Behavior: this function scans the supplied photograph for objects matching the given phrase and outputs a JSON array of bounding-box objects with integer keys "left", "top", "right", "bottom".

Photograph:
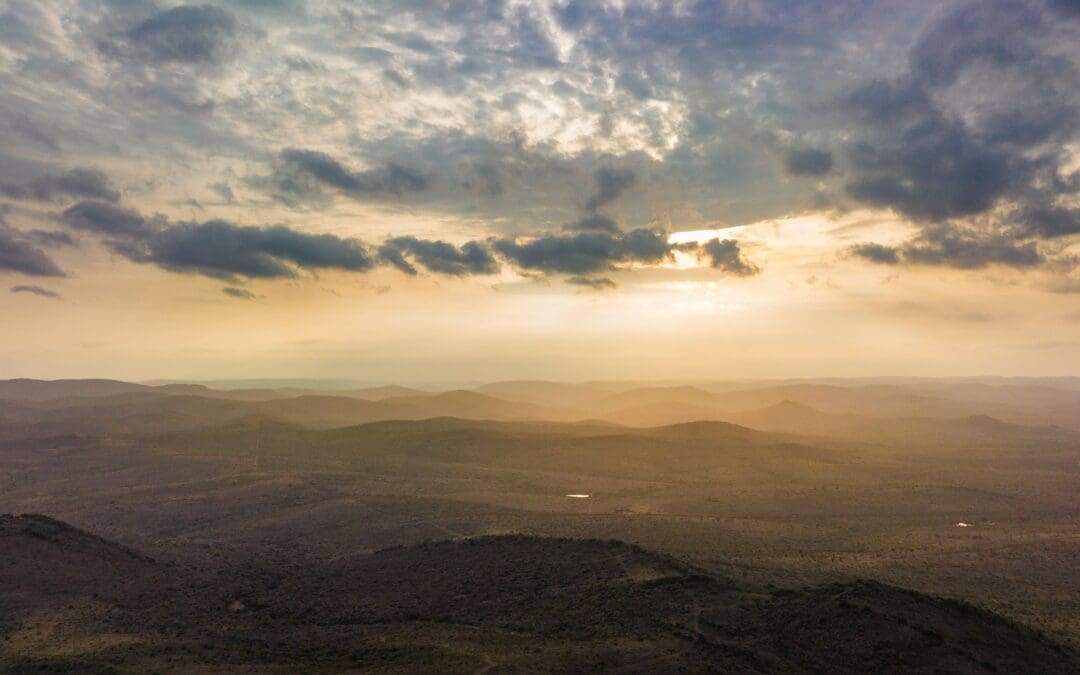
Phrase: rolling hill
[
  {"left": 732, "top": 400, "right": 1080, "bottom": 452},
  {"left": 1, "top": 518, "right": 1074, "bottom": 673}
]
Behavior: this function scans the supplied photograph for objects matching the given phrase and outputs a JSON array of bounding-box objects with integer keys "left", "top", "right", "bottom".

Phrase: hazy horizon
[{"left": 9, "top": 373, "right": 1080, "bottom": 392}]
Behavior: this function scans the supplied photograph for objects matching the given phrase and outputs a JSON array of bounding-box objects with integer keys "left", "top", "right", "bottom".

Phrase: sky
[{"left": 0, "top": 0, "right": 1078, "bottom": 383}]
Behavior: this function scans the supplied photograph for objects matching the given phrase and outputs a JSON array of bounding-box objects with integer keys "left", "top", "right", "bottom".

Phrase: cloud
[
  {"left": 840, "top": 1, "right": 1079, "bottom": 233},
  {"left": 700, "top": 238, "right": 759, "bottom": 276},
  {"left": 1049, "top": 0, "right": 1080, "bottom": 16},
  {"left": 1016, "top": 207, "right": 1080, "bottom": 239},
  {"left": 26, "top": 230, "right": 77, "bottom": 248},
  {"left": 5, "top": 0, "right": 1075, "bottom": 301},
  {"left": 0, "top": 0, "right": 887, "bottom": 241},
  {"left": 847, "top": 242, "right": 900, "bottom": 265},
  {"left": 850, "top": 225, "right": 1044, "bottom": 270},
  {"left": 56, "top": 200, "right": 696, "bottom": 283},
  {"left": 209, "top": 181, "right": 236, "bottom": 202},
  {"left": 10, "top": 284, "right": 61, "bottom": 298},
  {"left": 493, "top": 228, "right": 672, "bottom": 276},
  {"left": 844, "top": 79, "right": 932, "bottom": 127},
  {"left": 901, "top": 224, "right": 1043, "bottom": 269},
  {"left": 462, "top": 161, "right": 502, "bottom": 197},
  {"left": 0, "top": 168, "right": 120, "bottom": 203},
  {"left": 7, "top": 113, "right": 59, "bottom": 153},
  {"left": 117, "top": 220, "right": 377, "bottom": 280},
  {"left": 0, "top": 225, "right": 66, "bottom": 277},
  {"left": 61, "top": 202, "right": 152, "bottom": 238},
  {"left": 284, "top": 54, "right": 324, "bottom": 72},
  {"left": 59, "top": 201, "right": 378, "bottom": 280},
  {"left": 566, "top": 276, "right": 616, "bottom": 290},
  {"left": 119, "top": 4, "right": 241, "bottom": 64},
  {"left": 378, "top": 237, "right": 498, "bottom": 276},
  {"left": 221, "top": 286, "right": 256, "bottom": 300},
  {"left": 784, "top": 148, "right": 833, "bottom": 176},
  {"left": 268, "top": 149, "right": 429, "bottom": 205},
  {"left": 505, "top": 8, "right": 562, "bottom": 69},
  {"left": 564, "top": 214, "right": 621, "bottom": 233},
  {"left": 585, "top": 167, "right": 635, "bottom": 211},
  {"left": 909, "top": 1, "right": 1046, "bottom": 89},
  {"left": 844, "top": 114, "right": 1020, "bottom": 221}
]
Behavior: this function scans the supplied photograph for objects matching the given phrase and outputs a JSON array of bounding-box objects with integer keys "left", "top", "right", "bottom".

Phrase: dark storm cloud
[
  {"left": 56, "top": 200, "right": 683, "bottom": 283},
  {"left": 221, "top": 286, "right": 256, "bottom": 300},
  {"left": 379, "top": 236, "right": 498, "bottom": 276},
  {"left": 901, "top": 225, "right": 1043, "bottom": 269},
  {"left": 566, "top": 276, "right": 616, "bottom": 290},
  {"left": 841, "top": 1, "right": 1079, "bottom": 230},
  {"left": 268, "top": 149, "right": 430, "bottom": 205},
  {"left": 120, "top": 4, "right": 240, "bottom": 64},
  {"left": 1049, "top": 0, "right": 1080, "bottom": 15},
  {"left": 61, "top": 202, "right": 152, "bottom": 238},
  {"left": 844, "top": 111, "right": 1021, "bottom": 222},
  {"left": 830, "top": 1, "right": 1080, "bottom": 275},
  {"left": 492, "top": 228, "right": 671, "bottom": 275},
  {"left": 120, "top": 221, "right": 377, "bottom": 280},
  {"left": 58, "top": 201, "right": 377, "bottom": 280},
  {"left": 909, "top": 1, "right": 1045, "bottom": 89},
  {"left": 784, "top": 148, "right": 833, "bottom": 176},
  {"left": 619, "top": 228, "right": 675, "bottom": 261},
  {"left": 209, "top": 181, "right": 236, "bottom": 202},
  {"left": 981, "top": 100, "right": 1078, "bottom": 148},
  {"left": 700, "top": 239, "right": 759, "bottom": 277},
  {"left": 0, "top": 168, "right": 120, "bottom": 203},
  {"left": 462, "top": 161, "right": 502, "bottom": 197},
  {"left": 847, "top": 242, "right": 900, "bottom": 265},
  {"left": 585, "top": 167, "right": 635, "bottom": 211},
  {"left": 851, "top": 225, "right": 1043, "bottom": 270},
  {"left": 0, "top": 225, "right": 65, "bottom": 277},
  {"left": 844, "top": 79, "right": 934, "bottom": 127},
  {"left": 26, "top": 230, "right": 76, "bottom": 248},
  {"left": 565, "top": 214, "right": 621, "bottom": 233},
  {"left": 10, "top": 284, "right": 61, "bottom": 299},
  {"left": 1016, "top": 207, "right": 1080, "bottom": 239}
]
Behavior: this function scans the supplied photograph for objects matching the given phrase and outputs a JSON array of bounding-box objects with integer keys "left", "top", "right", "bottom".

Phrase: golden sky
[{"left": 1, "top": 1, "right": 1078, "bottom": 381}]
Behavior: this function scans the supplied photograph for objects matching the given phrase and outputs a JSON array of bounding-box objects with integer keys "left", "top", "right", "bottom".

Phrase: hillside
[
  {"left": 0, "top": 514, "right": 159, "bottom": 613},
  {"left": 0, "top": 378, "right": 153, "bottom": 401},
  {"left": 144, "top": 415, "right": 855, "bottom": 484},
  {"left": 1, "top": 520, "right": 1074, "bottom": 673},
  {"left": 474, "top": 380, "right": 611, "bottom": 408},
  {"left": 732, "top": 401, "right": 1080, "bottom": 452},
  {"left": 0, "top": 389, "right": 576, "bottom": 439}
]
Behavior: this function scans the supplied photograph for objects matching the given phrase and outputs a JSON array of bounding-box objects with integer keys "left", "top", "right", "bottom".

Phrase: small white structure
[
  {"left": 955, "top": 522, "right": 972, "bottom": 528},
  {"left": 566, "top": 493, "right": 593, "bottom": 514}
]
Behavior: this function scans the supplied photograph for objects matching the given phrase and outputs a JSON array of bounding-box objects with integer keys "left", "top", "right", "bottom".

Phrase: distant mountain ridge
[{"left": 1, "top": 377, "right": 1077, "bottom": 436}]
